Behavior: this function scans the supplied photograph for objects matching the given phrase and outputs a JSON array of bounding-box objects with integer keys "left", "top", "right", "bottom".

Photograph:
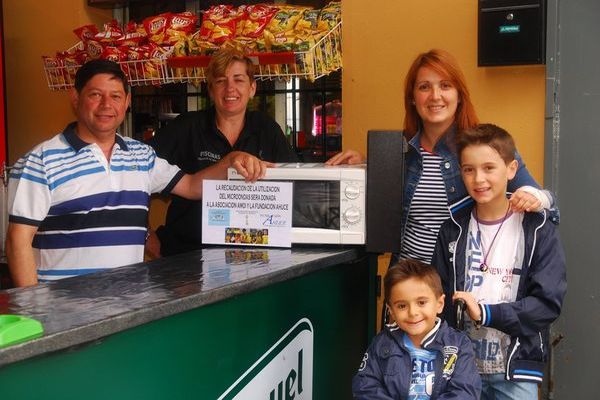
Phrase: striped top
[
  {"left": 8, "top": 123, "right": 184, "bottom": 281},
  {"left": 400, "top": 148, "right": 449, "bottom": 263}
]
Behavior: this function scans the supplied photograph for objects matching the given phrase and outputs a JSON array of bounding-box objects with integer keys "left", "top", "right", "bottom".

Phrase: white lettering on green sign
[{"left": 219, "top": 318, "right": 314, "bottom": 400}]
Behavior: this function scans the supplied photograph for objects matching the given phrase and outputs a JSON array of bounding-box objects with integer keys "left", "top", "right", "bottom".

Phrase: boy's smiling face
[
  {"left": 388, "top": 277, "right": 445, "bottom": 347},
  {"left": 460, "top": 144, "right": 518, "bottom": 208}
]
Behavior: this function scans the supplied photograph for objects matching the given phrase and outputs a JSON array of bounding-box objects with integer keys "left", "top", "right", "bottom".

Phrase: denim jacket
[{"left": 395, "top": 126, "right": 558, "bottom": 264}]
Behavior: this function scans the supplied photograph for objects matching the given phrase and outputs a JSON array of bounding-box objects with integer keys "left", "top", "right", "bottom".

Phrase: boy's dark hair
[
  {"left": 457, "top": 123, "right": 516, "bottom": 164},
  {"left": 74, "top": 59, "right": 129, "bottom": 94},
  {"left": 384, "top": 259, "right": 443, "bottom": 303}
]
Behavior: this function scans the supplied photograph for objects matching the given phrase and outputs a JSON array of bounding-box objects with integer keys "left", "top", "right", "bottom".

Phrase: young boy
[
  {"left": 432, "top": 124, "right": 567, "bottom": 399},
  {"left": 352, "top": 259, "right": 481, "bottom": 399}
]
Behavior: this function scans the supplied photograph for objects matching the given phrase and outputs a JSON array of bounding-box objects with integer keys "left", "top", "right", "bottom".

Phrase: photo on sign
[{"left": 225, "top": 227, "right": 269, "bottom": 245}]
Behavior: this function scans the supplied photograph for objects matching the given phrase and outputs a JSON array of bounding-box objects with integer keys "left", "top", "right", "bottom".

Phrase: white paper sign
[{"left": 202, "top": 180, "right": 293, "bottom": 248}]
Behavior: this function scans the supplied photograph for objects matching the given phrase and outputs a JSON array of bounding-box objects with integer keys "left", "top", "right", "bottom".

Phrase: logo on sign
[
  {"left": 218, "top": 318, "right": 314, "bottom": 400},
  {"left": 208, "top": 209, "right": 230, "bottom": 226}
]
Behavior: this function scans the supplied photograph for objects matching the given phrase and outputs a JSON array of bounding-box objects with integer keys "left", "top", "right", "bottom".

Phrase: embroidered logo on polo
[
  {"left": 197, "top": 151, "right": 221, "bottom": 162},
  {"left": 442, "top": 346, "right": 459, "bottom": 379}
]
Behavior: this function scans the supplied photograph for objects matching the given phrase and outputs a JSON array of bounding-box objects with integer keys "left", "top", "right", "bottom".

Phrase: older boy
[
  {"left": 353, "top": 259, "right": 481, "bottom": 399},
  {"left": 432, "top": 124, "right": 566, "bottom": 399}
]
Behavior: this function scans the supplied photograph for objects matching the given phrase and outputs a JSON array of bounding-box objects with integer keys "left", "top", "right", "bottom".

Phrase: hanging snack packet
[
  {"left": 117, "top": 21, "right": 148, "bottom": 47},
  {"left": 73, "top": 24, "right": 99, "bottom": 42},
  {"left": 266, "top": 5, "right": 307, "bottom": 35},
  {"left": 85, "top": 40, "right": 105, "bottom": 60},
  {"left": 199, "top": 5, "right": 241, "bottom": 44},
  {"left": 144, "top": 13, "right": 171, "bottom": 45},
  {"left": 294, "top": 9, "right": 320, "bottom": 34},
  {"left": 165, "top": 12, "right": 198, "bottom": 45},
  {"left": 240, "top": 4, "right": 278, "bottom": 38},
  {"left": 94, "top": 20, "right": 124, "bottom": 45},
  {"left": 317, "top": 1, "right": 341, "bottom": 32}
]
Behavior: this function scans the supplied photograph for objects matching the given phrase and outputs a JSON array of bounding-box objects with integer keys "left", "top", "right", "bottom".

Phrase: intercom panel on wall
[{"left": 478, "top": 0, "right": 546, "bottom": 66}]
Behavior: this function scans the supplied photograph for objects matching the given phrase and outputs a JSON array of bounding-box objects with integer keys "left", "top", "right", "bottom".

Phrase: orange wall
[
  {"left": 342, "top": 0, "right": 546, "bottom": 182},
  {"left": 3, "top": 1, "right": 110, "bottom": 163}
]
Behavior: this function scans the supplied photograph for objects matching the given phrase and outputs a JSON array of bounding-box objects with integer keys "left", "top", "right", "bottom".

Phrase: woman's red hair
[{"left": 403, "top": 49, "right": 479, "bottom": 139}]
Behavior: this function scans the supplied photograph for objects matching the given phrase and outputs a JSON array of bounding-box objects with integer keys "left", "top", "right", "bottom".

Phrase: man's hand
[
  {"left": 172, "top": 151, "right": 275, "bottom": 200},
  {"left": 225, "top": 151, "right": 274, "bottom": 182}
]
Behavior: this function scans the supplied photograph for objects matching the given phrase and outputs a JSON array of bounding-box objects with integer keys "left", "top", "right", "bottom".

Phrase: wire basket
[
  {"left": 166, "top": 21, "right": 342, "bottom": 82},
  {"left": 43, "top": 48, "right": 171, "bottom": 90},
  {"left": 43, "top": 21, "right": 342, "bottom": 89}
]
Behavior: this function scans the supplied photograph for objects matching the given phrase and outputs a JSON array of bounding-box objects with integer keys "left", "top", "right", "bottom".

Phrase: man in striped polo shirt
[{"left": 6, "top": 60, "right": 270, "bottom": 287}]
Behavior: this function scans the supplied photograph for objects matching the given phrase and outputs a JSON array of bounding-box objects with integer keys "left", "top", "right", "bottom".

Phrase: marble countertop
[{"left": 0, "top": 246, "right": 360, "bottom": 367}]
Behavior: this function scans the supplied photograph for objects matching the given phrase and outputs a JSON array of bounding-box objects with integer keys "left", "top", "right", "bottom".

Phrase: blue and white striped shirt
[
  {"left": 8, "top": 122, "right": 184, "bottom": 281},
  {"left": 400, "top": 148, "right": 449, "bottom": 263}
]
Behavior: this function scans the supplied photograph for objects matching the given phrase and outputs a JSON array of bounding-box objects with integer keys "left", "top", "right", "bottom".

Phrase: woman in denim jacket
[{"left": 328, "top": 49, "right": 556, "bottom": 263}]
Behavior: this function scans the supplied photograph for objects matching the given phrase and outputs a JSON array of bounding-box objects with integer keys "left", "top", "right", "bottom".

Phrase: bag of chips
[
  {"left": 144, "top": 13, "right": 171, "bottom": 45},
  {"left": 199, "top": 5, "right": 240, "bottom": 44},
  {"left": 165, "top": 12, "right": 198, "bottom": 45}
]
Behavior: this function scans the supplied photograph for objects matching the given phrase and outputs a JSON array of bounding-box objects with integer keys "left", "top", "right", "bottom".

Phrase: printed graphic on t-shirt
[
  {"left": 404, "top": 334, "right": 436, "bottom": 400},
  {"left": 464, "top": 212, "right": 524, "bottom": 374}
]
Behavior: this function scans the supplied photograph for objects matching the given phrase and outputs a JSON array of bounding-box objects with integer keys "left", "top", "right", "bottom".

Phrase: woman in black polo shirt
[{"left": 147, "top": 48, "right": 297, "bottom": 257}]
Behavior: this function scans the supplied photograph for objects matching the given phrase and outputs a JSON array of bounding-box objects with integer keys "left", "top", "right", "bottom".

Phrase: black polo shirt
[{"left": 148, "top": 107, "right": 298, "bottom": 256}]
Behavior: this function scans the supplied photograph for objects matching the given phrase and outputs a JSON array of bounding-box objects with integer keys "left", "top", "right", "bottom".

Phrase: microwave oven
[{"left": 228, "top": 163, "right": 366, "bottom": 245}]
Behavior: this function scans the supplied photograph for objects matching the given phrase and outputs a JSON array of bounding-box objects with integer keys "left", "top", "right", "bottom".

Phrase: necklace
[{"left": 475, "top": 204, "right": 511, "bottom": 272}]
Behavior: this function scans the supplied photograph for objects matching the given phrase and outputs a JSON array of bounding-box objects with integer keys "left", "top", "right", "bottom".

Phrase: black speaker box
[{"left": 366, "top": 130, "right": 407, "bottom": 253}]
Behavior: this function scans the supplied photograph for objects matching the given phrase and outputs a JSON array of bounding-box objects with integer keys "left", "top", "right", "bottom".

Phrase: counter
[{"left": 0, "top": 247, "right": 376, "bottom": 399}]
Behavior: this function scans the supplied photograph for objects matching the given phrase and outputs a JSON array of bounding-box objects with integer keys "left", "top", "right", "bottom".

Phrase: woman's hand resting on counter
[{"left": 325, "top": 149, "right": 366, "bottom": 166}]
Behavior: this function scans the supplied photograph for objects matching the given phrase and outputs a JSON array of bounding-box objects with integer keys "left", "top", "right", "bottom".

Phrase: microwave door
[{"left": 292, "top": 181, "right": 340, "bottom": 230}]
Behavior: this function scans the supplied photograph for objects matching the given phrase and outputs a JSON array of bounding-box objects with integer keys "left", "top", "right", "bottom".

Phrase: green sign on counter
[{"left": 0, "top": 257, "right": 375, "bottom": 399}]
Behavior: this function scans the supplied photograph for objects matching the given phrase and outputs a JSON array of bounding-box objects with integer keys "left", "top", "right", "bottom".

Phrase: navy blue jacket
[
  {"left": 352, "top": 319, "right": 481, "bottom": 399},
  {"left": 431, "top": 197, "right": 567, "bottom": 383}
]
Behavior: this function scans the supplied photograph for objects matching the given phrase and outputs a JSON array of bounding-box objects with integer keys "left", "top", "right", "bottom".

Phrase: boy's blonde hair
[
  {"left": 384, "top": 259, "right": 443, "bottom": 303},
  {"left": 457, "top": 123, "right": 516, "bottom": 164}
]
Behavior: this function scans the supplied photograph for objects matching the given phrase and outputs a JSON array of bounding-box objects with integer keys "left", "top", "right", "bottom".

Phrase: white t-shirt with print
[{"left": 464, "top": 211, "right": 525, "bottom": 374}]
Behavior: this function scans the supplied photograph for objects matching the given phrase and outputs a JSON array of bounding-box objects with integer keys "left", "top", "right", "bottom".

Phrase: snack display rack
[{"left": 43, "top": 21, "right": 341, "bottom": 90}]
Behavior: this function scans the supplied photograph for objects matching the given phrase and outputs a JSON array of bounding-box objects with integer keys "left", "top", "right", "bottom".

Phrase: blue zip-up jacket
[
  {"left": 431, "top": 197, "right": 567, "bottom": 383},
  {"left": 352, "top": 319, "right": 481, "bottom": 399},
  {"left": 391, "top": 127, "right": 558, "bottom": 265}
]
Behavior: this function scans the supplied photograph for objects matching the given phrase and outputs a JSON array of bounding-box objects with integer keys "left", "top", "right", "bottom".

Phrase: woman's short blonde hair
[{"left": 206, "top": 48, "right": 255, "bottom": 87}]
